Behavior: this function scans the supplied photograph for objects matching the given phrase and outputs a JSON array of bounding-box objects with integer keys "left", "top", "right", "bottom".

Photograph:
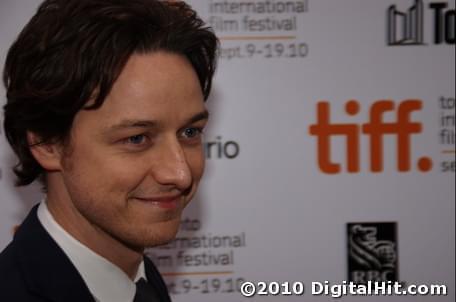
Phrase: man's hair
[{"left": 3, "top": 0, "right": 218, "bottom": 187}]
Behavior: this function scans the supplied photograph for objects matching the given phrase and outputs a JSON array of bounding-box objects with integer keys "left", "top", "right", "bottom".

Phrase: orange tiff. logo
[{"left": 309, "top": 99, "right": 432, "bottom": 174}]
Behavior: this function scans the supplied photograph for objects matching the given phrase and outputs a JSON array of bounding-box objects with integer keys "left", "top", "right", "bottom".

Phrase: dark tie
[{"left": 134, "top": 278, "right": 160, "bottom": 302}]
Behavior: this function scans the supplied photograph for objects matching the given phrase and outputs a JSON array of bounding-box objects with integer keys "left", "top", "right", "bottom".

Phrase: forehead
[
  {"left": 75, "top": 52, "right": 205, "bottom": 130},
  {"left": 109, "top": 52, "right": 202, "bottom": 107}
]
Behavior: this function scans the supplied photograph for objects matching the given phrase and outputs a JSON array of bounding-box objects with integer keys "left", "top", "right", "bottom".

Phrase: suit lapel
[
  {"left": 13, "top": 205, "right": 95, "bottom": 302},
  {"left": 144, "top": 256, "right": 171, "bottom": 302}
]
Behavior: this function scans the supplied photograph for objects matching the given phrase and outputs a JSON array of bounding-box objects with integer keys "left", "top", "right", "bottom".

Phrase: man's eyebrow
[
  {"left": 105, "top": 120, "right": 159, "bottom": 132},
  {"left": 186, "top": 110, "right": 209, "bottom": 125},
  {"left": 104, "top": 110, "right": 209, "bottom": 133}
]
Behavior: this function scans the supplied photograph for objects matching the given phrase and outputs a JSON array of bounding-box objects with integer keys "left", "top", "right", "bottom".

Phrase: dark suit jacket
[{"left": 0, "top": 205, "right": 171, "bottom": 302}]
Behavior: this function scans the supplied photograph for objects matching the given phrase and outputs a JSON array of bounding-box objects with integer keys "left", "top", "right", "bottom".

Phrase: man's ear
[{"left": 26, "top": 131, "right": 63, "bottom": 171}]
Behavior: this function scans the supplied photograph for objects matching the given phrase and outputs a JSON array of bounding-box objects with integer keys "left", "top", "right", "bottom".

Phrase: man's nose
[{"left": 151, "top": 138, "right": 192, "bottom": 190}]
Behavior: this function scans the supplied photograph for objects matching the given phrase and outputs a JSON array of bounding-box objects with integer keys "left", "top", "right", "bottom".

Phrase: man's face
[{"left": 57, "top": 52, "right": 207, "bottom": 249}]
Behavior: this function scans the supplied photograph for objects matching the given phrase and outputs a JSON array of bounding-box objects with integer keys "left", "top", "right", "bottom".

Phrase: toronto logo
[
  {"left": 387, "top": 0, "right": 455, "bottom": 46},
  {"left": 347, "top": 222, "right": 398, "bottom": 284},
  {"left": 388, "top": 0, "right": 424, "bottom": 45}
]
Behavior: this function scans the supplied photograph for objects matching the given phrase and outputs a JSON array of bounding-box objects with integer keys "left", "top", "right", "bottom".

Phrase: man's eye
[
  {"left": 182, "top": 127, "right": 203, "bottom": 139},
  {"left": 126, "top": 134, "right": 147, "bottom": 145}
]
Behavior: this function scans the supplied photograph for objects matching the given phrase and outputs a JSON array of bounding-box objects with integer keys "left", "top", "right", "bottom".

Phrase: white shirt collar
[{"left": 37, "top": 201, "right": 146, "bottom": 302}]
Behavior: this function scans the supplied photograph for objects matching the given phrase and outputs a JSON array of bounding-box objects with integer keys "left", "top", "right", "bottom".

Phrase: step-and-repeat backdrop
[{"left": 1, "top": 0, "right": 454, "bottom": 301}]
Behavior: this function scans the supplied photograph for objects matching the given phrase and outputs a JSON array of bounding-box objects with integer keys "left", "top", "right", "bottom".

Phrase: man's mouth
[{"left": 133, "top": 195, "right": 182, "bottom": 209}]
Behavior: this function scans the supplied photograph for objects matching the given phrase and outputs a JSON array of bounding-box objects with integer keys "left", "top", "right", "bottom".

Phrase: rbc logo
[{"left": 309, "top": 99, "right": 432, "bottom": 174}]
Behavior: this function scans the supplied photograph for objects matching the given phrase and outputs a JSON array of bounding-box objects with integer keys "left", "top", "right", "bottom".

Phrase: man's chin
[{"left": 139, "top": 223, "right": 180, "bottom": 248}]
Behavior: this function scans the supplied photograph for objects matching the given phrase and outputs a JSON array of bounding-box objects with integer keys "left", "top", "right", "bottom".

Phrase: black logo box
[{"left": 347, "top": 222, "right": 398, "bottom": 283}]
